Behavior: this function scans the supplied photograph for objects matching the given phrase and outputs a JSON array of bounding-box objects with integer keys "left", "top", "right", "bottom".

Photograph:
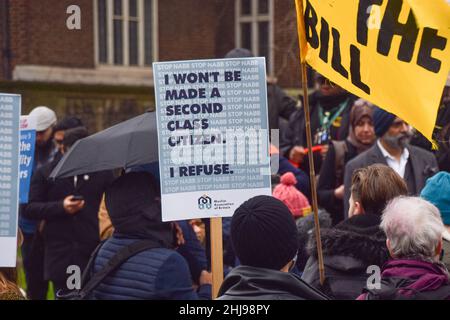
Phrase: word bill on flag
[{"left": 295, "top": 0, "right": 450, "bottom": 142}]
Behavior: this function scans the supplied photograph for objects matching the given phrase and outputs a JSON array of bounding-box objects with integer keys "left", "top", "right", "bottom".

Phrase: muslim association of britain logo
[{"left": 198, "top": 195, "right": 212, "bottom": 210}]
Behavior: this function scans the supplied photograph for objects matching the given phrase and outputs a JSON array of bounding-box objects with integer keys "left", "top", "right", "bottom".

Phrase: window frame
[
  {"left": 235, "top": 0, "right": 274, "bottom": 75},
  {"left": 94, "top": 0, "right": 159, "bottom": 68}
]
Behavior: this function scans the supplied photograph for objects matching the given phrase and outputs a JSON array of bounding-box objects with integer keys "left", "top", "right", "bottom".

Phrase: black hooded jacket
[
  {"left": 217, "top": 266, "right": 329, "bottom": 300},
  {"left": 91, "top": 172, "right": 211, "bottom": 300},
  {"left": 105, "top": 171, "right": 173, "bottom": 246},
  {"left": 301, "top": 214, "right": 389, "bottom": 300}
]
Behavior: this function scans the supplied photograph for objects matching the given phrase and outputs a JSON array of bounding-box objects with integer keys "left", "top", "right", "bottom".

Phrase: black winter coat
[
  {"left": 23, "top": 157, "right": 114, "bottom": 282},
  {"left": 217, "top": 266, "right": 329, "bottom": 300},
  {"left": 301, "top": 214, "right": 389, "bottom": 300}
]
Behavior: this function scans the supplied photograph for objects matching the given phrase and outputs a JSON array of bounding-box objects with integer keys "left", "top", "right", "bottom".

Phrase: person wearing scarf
[
  {"left": 281, "top": 74, "right": 355, "bottom": 174},
  {"left": 359, "top": 197, "right": 450, "bottom": 300},
  {"left": 317, "top": 99, "right": 376, "bottom": 225}
]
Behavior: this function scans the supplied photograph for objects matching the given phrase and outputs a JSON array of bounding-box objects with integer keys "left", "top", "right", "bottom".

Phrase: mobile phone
[{"left": 72, "top": 195, "right": 84, "bottom": 201}]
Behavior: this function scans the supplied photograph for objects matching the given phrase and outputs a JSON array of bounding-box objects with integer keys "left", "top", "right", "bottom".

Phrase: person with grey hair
[{"left": 359, "top": 196, "right": 450, "bottom": 300}]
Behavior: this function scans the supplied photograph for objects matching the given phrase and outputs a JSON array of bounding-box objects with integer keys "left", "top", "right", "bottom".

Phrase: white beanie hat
[{"left": 29, "top": 106, "right": 57, "bottom": 131}]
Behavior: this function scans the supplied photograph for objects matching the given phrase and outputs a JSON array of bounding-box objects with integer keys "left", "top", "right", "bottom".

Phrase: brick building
[{"left": 0, "top": 0, "right": 303, "bottom": 131}]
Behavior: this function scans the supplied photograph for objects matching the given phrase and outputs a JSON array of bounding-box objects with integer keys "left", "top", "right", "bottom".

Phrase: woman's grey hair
[{"left": 381, "top": 196, "right": 444, "bottom": 259}]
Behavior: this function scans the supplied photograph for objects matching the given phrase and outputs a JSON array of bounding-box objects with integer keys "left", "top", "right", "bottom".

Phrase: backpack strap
[
  {"left": 78, "top": 239, "right": 161, "bottom": 300},
  {"left": 80, "top": 240, "right": 107, "bottom": 287},
  {"left": 331, "top": 140, "right": 348, "bottom": 187}
]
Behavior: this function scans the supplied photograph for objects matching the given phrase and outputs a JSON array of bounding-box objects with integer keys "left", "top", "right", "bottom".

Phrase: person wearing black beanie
[
  {"left": 217, "top": 195, "right": 328, "bottom": 300},
  {"left": 230, "top": 195, "right": 299, "bottom": 270}
]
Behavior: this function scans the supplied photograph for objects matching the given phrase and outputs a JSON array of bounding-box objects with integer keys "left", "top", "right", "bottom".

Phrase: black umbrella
[{"left": 50, "top": 112, "right": 159, "bottom": 178}]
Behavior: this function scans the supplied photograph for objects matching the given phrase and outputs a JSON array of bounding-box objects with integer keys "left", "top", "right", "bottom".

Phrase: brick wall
[
  {"left": 9, "top": 0, "right": 95, "bottom": 70},
  {"left": 5, "top": 0, "right": 302, "bottom": 88},
  {"left": 1, "top": 0, "right": 305, "bottom": 135},
  {"left": 210, "top": 0, "right": 304, "bottom": 89},
  {"left": 274, "top": 0, "right": 301, "bottom": 88},
  {"left": 158, "top": 0, "right": 218, "bottom": 61},
  {"left": 0, "top": 3, "right": 5, "bottom": 80},
  {"left": 214, "top": 0, "right": 236, "bottom": 59}
]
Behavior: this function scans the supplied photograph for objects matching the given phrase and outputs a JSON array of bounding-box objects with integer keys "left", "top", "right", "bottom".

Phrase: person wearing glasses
[
  {"left": 343, "top": 107, "right": 438, "bottom": 217},
  {"left": 216, "top": 196, "right": 328, "bottom": 300}
]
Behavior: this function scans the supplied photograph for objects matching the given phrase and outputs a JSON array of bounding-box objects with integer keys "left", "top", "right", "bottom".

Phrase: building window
[
  {"left": 236, "top": 0, "right": 273, "bottom": 74},
  {"left": 95, "top": 0, "right": 157, "bottom": 67}
]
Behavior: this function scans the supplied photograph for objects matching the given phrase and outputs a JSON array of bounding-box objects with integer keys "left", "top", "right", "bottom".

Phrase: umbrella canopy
[{"left": 50, "top": 112, "right": 159, "bottom": 178}]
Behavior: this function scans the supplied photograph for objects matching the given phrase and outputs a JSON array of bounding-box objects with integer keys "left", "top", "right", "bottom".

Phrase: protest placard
[
  {"left": 295, "top": 0, "right": 450, "bottom": 142},
  {"left": 153, "top": 58, "right": 272, "bottom": 222},
  {"left": 0, "top": 94, "right": 21, "bottom": 267},
  {"left": 19, "top": 116, "right": 36, "bottom": 204}
]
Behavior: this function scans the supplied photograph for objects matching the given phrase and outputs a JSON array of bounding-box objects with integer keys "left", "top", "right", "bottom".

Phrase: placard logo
[{"left": 198, "top": 195, "right": 212, "bottom": 210}]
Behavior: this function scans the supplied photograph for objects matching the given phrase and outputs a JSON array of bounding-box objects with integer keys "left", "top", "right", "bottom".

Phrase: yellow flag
[{"left": 295, "top": 0, "right": 450, "bottom": 141}]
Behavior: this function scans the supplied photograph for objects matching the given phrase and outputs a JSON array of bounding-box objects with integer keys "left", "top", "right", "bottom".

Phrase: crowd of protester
[{"left": 1, "top": 47, "right": 450, "bottom": 300}]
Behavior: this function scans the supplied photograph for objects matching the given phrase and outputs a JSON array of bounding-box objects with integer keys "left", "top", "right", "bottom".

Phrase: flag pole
[
  {"left": 210, "top": 217, "right": 224, "bottom": 298},
  {"left": 295, "top": 0, "right": 325, "bottom": 286}
]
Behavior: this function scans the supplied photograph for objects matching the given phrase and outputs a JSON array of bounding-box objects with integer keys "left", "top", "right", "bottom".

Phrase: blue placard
[{"left": 19, "top": 116, "right": 36, "bottom": 204}]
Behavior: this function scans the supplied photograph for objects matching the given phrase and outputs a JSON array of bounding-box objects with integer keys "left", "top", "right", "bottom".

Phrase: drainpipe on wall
[{"left": 2, "top": 0, "right": 12, "bottom": 80}]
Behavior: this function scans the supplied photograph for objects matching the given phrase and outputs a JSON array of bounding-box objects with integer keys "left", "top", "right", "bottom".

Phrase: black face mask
[{"left": 317, "top": 91, "right": 349, "bottom": 110}]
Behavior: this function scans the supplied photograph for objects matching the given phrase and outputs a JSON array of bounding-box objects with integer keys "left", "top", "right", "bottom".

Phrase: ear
[
  {"left": 435, "top": 238, "right": 443, "bottom": 259},
  {"left": 386, "top": 238, "right": 395, "bottom": 258},
  {"left": 354, "top": 201, "right": 365, "bottom": 216}
]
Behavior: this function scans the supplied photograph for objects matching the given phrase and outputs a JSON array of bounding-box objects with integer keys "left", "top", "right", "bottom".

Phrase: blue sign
[
  {"left": 0, "top": 93, "right": 21, "bottom": 267},
  {"left": 19, "top": 116, "right": 36, "bottom": 204}
]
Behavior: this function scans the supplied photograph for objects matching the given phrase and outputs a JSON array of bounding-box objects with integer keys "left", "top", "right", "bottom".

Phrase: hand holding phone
[{"left": 63, "top": 195, "right": 85, "bottom": 215}]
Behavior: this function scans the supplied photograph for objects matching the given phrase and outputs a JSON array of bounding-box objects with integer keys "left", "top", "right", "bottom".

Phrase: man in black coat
[
  {"left": 23, "top": 127, "right": 114, "bottom": 294},
  {"left": 343, "top": 107, "right": 439, "bottom": 217}
]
